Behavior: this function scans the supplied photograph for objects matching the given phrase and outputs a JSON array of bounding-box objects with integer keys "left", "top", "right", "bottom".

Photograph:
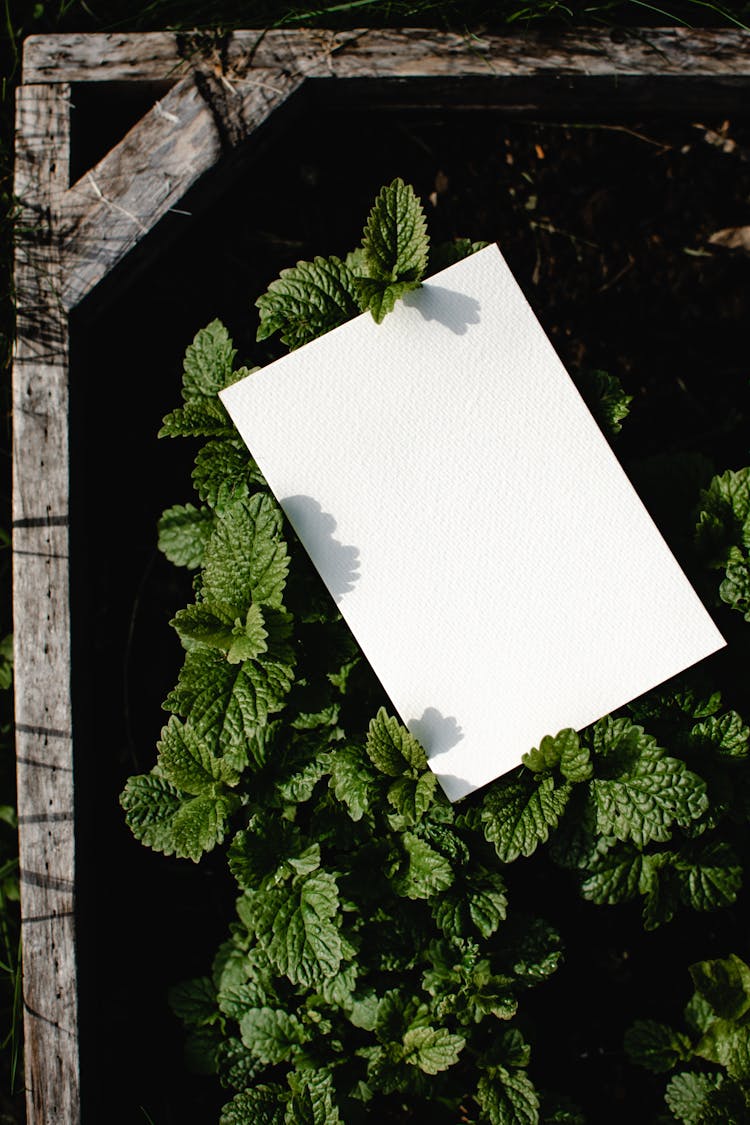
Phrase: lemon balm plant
[{"left": 121, "top": 181, "right": 750, "bottom": 1124}]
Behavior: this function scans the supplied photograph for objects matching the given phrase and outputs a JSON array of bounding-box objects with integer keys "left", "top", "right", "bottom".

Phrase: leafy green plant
[
  {"left": 626, "top": 954, "right": 750, "bottom": 1123},
  {"left": 122, "top": 179, "right": 750, "bottom": 1122}
]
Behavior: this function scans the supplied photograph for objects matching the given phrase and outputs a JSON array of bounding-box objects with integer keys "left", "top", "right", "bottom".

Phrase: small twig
[
  {"left": 599, "top": 254, "right": 636, "bottom": 293},
  {"left": 87, "top": 174, "right": 147, "bottom": 235}
]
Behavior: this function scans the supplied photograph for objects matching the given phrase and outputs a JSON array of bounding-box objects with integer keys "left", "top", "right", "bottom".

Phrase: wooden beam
[
  {"left": 13, "top": 82, "right": 80, "bottom": 1125},
  {"left": 22, "top": 27, "right": 750, "bottom": 85},
  {"left": 59, "top": 68, "right": 303, "bottom": 310}
]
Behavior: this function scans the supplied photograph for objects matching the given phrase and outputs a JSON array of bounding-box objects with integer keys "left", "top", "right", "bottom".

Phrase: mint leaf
[
  {"left": 192, "top": 439, "right": 265, "bottom": 511},
  {"left": 429, "top": 237, "right": 489, "bottom": 273},
  {"left": 160, "top": 396, "right": 236, "bottom": 439},
  {"left": 120, "top": 772, "right": 181, "bottom": 855},
  {"left": 402, "top": 1025, "right": 465, "bottom": 1074},
  {"left": 256, "top": 255, "right": 360, "bottom": 349},
  {"left": 395, "top": 832, "right": 453, "bottom": 900},
  {"left": 157, "top": 716, "right": 240, "bottom": 795},
  {"left": 328, "top": 745, "right": 379, "bottom": 821},
  {"left": 476, "top": 1066, "right": 540, "bottom": 1125},
  {"left": 579, "top": 846, "right": 643, "bottom": 905},
  {"left": 171, "top": 603, "right": 235, "bottom": 649},
  {"left": 171, "top": 793, "right": 235, "bottom": 862},
  {"left": 625, "top": 1019, "right": 692, "bottom": 1073},
  {"left": 690, "top": 711, "right": 750, "bottom": 758},
  {"left": 674, "top": 842, "right": 742, "bottom": 913},
  {"left": 158, "top": 503, "right": 214, "bottom": 569},
  {"left": 239, "top": 1007, "right": 307, "bottom": 1065},
  {"left": 285, "top": 1071, "right": 342, "bottom": 1125},
  {"left": 387, "top": 771, "right": 437, "bottom": 823},
  {"left": 366, "top": 708, "right": 428, "bottom": 776},
  {"left": 523, "top": 729, "right": 590, "bottom": 781},
  {"left": 220, "top": 1086, "right": 287, "bottom": 1125},
  {"left": 695, "top": 467, "right": 750, "bottom": 567},
  {"left": 690, "top": 955, "right": 750, "bottom": 1021},
  {"left": 203, "top": 494, "right": 289, "bottom": 611},
  {"left": 665, "top": 1070, "right": 726, "bottom": 1124},
  {"left": 572, "top": 369, "right": 632, "bottom": 438},
  {"left": 721, "top": 557, "right": 750, "bottom": 620},
  {"left": 244, "top": 870, "right": 343, "bottom": 987},
  {"left": 355, "top": 276, "right": 419, "bottom": 324},
  {"left": 482, "top": 775, "right": 571, "bottom": 863},
  {"left": 182, "top": 319, "right": 237, "bottom": 402},
  {"left": 362, "top": 178, "right": 429, "bottom": 283},
  {"left": 168, "top": 977, "right": 217, "bottom": 1026}
]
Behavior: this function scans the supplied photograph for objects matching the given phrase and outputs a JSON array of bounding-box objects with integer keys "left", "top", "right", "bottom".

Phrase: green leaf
[
  {"left": 355, "top": 276, "right": 419, "bottom": 324},
  {"left": 482, "top": 775, "right": 571, "bottom": 863},
  {"left": 366, "top": 708, "right": 428, "bottom": 776},
  {"left": 239, "top": 1006, "right": 307, "bottom": 1064},
  {"left": 523, "top": 729, "right": 590, "bottom": 781},
  {"left": 182, "top": 320, "right": 237, "bottom": 402},
  {"left": 171, "top": 793, "right": 235, "bottom": 862},
  {"left": 402, "top": 1025, "right": 465, "bottom": 1074},
  {"left": 120, "top": 772, "right": 181, "bottom": 855},
  {"left": 690, "top": 955, "right": 750, "bottom": 1021},
  {"left": 226, "top": 603, "right": 270, "bottom": 665},
  {"left": 720, "top": 556, "right": 750, "bottom": 620},
  {"left": 361, "top": 178, "right": 429, "bottom": 283},
  {"left": 157, "top": 716, "right": 240, "bottom": 795},
  {"left": 387, "top": 771, "right": 437, "bottom": 823},
  {"left": 429, "top": 238, "right": 489, "bottom": 273},
  {"left": 589, "top": 719, "right": 707, "bottom": 847},
  {"left": 192, "top": 439, "right": 265, "bottom": 511},
  {"left": 476, "top": 1067, "right": 540, "bottom": 1125},
  {"left": 165, "top": 648, "right": 292, "bottom": 765},
  {"left": 328, "top": 745, "right": 379, "bottom": 821},
  {"left": 203, "top": 494, "right": 289, "bottom": 611},
  {"left": 168, "top": 977, "right": 218, "bottom": 1026},
  {"left": 158, "top": 503, "right": 214, "bottom": 569},
  {"left": 171, "top": 602, "right": 235, "bottom": 649},
  {"left": 665, "top": 1070, "right": 725, "bottom": 1124},
  {"left": 285, "top": 1071, "right": 342, "bottom": 1125},
  {"left": 579, "top": 847, "right": 643, "bottom": 905},
  {"left": 625, "top": 1019, "right": 692, "bottom": 1073},
  {"left": 696, "top": 1020, "right": 750, "bottom": 1079},
  {"left": 215, "top": 1037, "right": 264, "bottom": 1091},
  {"left": 690, "top": 711, "right": 750, "bottom": 759},
  {"left": 246, "top": 871, "right": 343, "bottom": 987},
  {"left": 674, "top": 841, "right": 742, "bottom": 913},
  {"left": 220, "top": 1086, "right": 287, "bottom": 1125},
  {"left": 572, "top": 369, "right": 632, "bottom": 438},
  {"left": 695, "top": 467, "right": 750, "bottom": 567},
  {"left": 256, "top": 255, "right": 360, "bottom": 349},
  {"left": 160, "top": 396, "right": 236, "bottom": 439},
  {"left": 433, "top": 870, "right": 508, "bottom": 940},
  {"left": 394, "top": 832, "right": 453, "bottom": 900}
]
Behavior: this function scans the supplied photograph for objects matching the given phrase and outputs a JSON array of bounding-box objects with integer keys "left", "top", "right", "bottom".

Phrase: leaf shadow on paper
[
  {"left": 403, "top": 285, "right": 481, "bottom": 335},
  {"left": 282, "top": 495, "right": 360, "bottom": 603},
  {"left": 409, "top": 706, "right": 464, "bottom": 757}
]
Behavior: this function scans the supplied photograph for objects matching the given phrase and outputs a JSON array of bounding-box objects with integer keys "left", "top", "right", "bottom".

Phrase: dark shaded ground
[{"left": 69, "top": 98, "right": 749, "bottom": 1123}]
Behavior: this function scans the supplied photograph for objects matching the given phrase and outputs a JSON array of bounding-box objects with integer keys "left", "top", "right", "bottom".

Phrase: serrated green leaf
[
  {"left": 572, "top": 369, "right": 632, "bottom": 438},
  {"left": 665, "top": 1070, "right": 726, "bottom": 1124},
  {"left": 157, "top": 715, "right": 240, "bottom": 795},
  {"left": 239, "top": 1006, "right": 307, "bottom": 1064},
  {"left": 227, "top": 816, "right": 302, "bottom": 889},
  {"left": 696, "top": 1019, "right": 750, "bottom": 1078},
  {"left": 285, "top": 1070, "right": 342, "bottom": 1125},
  {"left": 579, "top": 846, "right": 643, "bottom": 905},
  {"left": 158, "top": 503, "right": 215, "bottom": 569},
  {"left": 171, "top": 792, "right": 235, "bottom": 862},
  {"left": 476, "top": 1067, "right": 540, "bottom": 1125},
  {"left": 366, "top": 708, "right": 428, "bottom": 776},
  {"left": 203, "top": 494, "right": 289, "bottom": 610},
  {"left": 523, "top": 729, "right": 590, "bottom": 781},
  {"left": 433, "top": 870, "right": 508, "bottom": 940},
  {"left": 589, "top": 719, "right": 707, "bottom": 847},
  {"left": 362, "top": 178, "right": 429, "bottom": 283},
  {"left": 394, "top": 832, "right": 453, "bottom": 900},
  {"left": 387, "top": 770, "right": 437, "bottom": 823},
  {"left": 720, "top": 557, "right": 750, "bottom": 620},
  {"left": 165, "top": 648, "right": 291, "bottom": 766},
  {"left": 690, "top": 955, "right": 750, "bottom": 1021},
  {"left": 171, "top": 602, "right": 236, "bottom": 649},
  {"left": 226, "top": 603, "right": 269, "bottom": 665},
  {"left": 246, "top": 871, "right": 343, "bottom": 987},
  {"left": 328, "top": 745, "right": 379, "bottom": 821},
  {"left": 675, "top": 841, "right": 742, "bottom": 912},
  {"left": 220, "top": 1085, "right": 287, "bottom": 1125},
  {"left": 402, "top": 1025, "right": 465, "bottom": 1074},
  {"left": 168, "top": 977, "right": 217, "bottom": 1026},
  {"left": 256, "top": 255, "right": 360, "bottom": 349},
  {"left": 160, "top": 396, "right": 236, "bottom": 439},
  {"left": 355, "top": 276, "right": 420, "bottom": 323},
  {"left": 625, "top": 1019, "right": 692, "bottom": 1073},
  {"left": 482, "top": 775, "right": 571, "bottom": 863},
  {"left": 695, "top": 467, "right": 750, "bottom": 567},
  {"left": 215, "top": 1037, "right": 264, "bottom": 1092},
  {"left": 120, "top": 772, "right": 182, "bottom": 856},
  {"left": 192, "top": 439, "right": 265, "bottom": 510},
  {"left": 690, "top": 711, "right": 750, "bottom": 758},
  {"left": 183, "top": 320, "right": 237, "bottom": 403}
]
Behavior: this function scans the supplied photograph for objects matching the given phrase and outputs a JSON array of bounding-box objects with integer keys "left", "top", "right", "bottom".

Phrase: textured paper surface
[{"left": 221, "top": 244, "right": 725, "bottom": 800}]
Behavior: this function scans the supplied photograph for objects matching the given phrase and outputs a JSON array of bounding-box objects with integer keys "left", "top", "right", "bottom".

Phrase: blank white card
[{"left": 221, "top": 244, "right": 724, "bottom": 800}]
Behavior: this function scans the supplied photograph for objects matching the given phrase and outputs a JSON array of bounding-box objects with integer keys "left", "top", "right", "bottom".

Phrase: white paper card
[{"left": 221, "top": 244, "right": 725, "bottom": 801}]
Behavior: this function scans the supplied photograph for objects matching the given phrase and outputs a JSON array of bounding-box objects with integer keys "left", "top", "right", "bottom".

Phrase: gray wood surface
[
  {"left": 22, "top": 27, "right": 750, "bottom": 84},
  {"left": 59, "top": 67, "right": 302, "bottom": 310},
  {"left": 13, "top": 82, "right": 80, "bottom": 1124}
]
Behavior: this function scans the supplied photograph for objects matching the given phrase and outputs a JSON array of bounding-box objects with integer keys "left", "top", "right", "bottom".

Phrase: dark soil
[{"left": 69, "top": 97, "right": 750, "bottom": 1123}]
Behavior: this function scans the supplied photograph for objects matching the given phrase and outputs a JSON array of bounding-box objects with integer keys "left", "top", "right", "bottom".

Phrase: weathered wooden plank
[
  {"left": 59, "top": 67, "right": 303, "bottom": 310},
  {"left": 23, "top": 27, "right": 750, "bottom": 85},
  {"left": 13, "top": 82, "right": 80, "bottom": 1125}
]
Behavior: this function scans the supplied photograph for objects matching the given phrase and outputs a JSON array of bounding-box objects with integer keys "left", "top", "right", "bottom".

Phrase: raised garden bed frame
[{"left": 13, "top": 25, "right": 750, "bottom": 1124}]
